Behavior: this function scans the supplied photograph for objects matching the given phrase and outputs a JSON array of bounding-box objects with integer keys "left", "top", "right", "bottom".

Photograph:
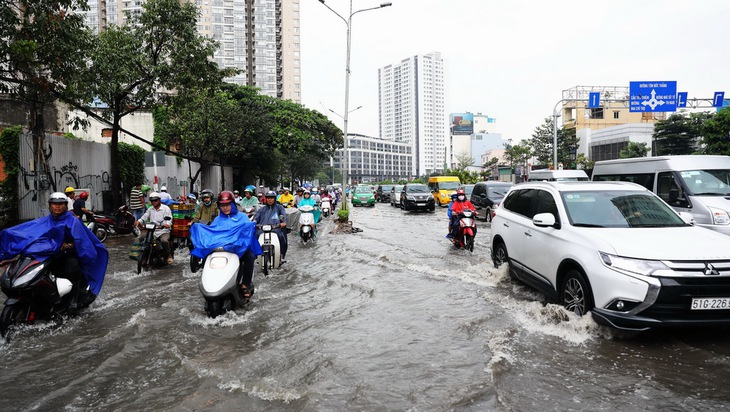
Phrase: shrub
[{"left": 337, "top": 208, "right": 349, "bottom": 223}]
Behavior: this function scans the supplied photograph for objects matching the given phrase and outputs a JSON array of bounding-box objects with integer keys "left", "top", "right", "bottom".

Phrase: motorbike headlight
[
  {"left": 14, "top": 264, "right": 44, "bottom": 287},
  {"left": 209, "top": 256, "right": 228, "bottom": 269},
  {"left": 600, "top": 252, "right": 670, "bottom": 277},
  {"left": 709, "top": 207, "right": 730, "bottom": 225}
]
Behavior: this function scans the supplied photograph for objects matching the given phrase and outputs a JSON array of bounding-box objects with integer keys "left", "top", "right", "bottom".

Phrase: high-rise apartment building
[
  {"left": 79, "top": 0, "right": 301, "bottom": 103},
  {"left": 378, "top": 52, "right": 449, "bottom": 177}
]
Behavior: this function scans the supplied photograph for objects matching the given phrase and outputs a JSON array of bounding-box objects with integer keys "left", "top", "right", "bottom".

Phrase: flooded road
[{"left": 2, "top": 202, "right": 730, "bottom": 411}]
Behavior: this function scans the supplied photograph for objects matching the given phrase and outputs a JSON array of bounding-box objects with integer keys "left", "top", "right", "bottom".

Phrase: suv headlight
[
  {"left": 709, "top": 207, "right": 730, "bottom": 225},
  {"left": 600, "top": 252, "right": 671, "bottom": 277}
]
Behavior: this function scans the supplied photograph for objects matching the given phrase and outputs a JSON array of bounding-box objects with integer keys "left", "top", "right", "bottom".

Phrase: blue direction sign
[
  {"left": 588, "top": 92, "right": 601, "bottom": 108},
  {"left": 677, "top": 92, "right": 688, "bottom": 108},
  {"left": 629, "top": 81, "right": 678, "bottom": 112},
  {"left": 713, "top": 92, "right": 725, "bottom": 107}
]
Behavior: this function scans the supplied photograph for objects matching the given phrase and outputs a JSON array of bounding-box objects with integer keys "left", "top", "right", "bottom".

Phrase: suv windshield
[
  {"left": 562, "top": 190, "right": 687, "bottom": 228},
  {"left": 678, "top": 169, "right": 730, "bottom": 196},
  {"left": 380, "top": 185, "right": 394, "bottom": 192},
  {"left": 439, "top": 182, "right": 460, "bottom": 190},
  {"left": 406, "top": 184, "right": 428, "bottom": 193}
]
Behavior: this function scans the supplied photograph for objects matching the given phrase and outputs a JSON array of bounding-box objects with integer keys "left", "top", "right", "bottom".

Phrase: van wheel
[
  {"left": 560, "top": 269, "right": 594, "bottom": 316},
  {"left": 485, "top": 208, "right": 493, "bottom": 222}
]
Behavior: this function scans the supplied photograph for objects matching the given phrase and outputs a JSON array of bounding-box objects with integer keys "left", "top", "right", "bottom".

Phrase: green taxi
[{"left": 351, "top": 185, "right": 376, "bottom": 207}]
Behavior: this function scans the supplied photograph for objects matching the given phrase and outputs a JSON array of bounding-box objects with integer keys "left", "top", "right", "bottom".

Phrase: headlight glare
[{"left": 600, "top": 252, "right": 668, "bottom": 276}]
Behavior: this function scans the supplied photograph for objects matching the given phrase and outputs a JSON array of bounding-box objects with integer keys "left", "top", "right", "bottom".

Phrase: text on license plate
[{"left": 691, "top": 297, "right": 730, "bottom": 310}]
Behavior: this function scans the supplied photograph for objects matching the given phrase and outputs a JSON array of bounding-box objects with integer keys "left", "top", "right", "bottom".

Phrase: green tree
[
  {"left": 83, "top": 0, "right": 225, "bottom": 207},
  {"left": 528, "top": 117, "right": 579, "bottom": 167},
  {"left": 619, "top": 141, "right": 650, "bottom": 158},
  {"left": 652, "top": 112, "right": 705, "bottom": 155},
  {"left": 701, "top": 108, "right": 730, "bottom": 155},
  {"left": 454, "top": 151, "right": 474, "bottom": 170},
  {"left": 0, "top": 0, "right": 93, "bottom": 188}
]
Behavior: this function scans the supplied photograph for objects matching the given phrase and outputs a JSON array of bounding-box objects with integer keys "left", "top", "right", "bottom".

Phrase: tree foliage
[
  {"left": 528, "top": 117, "right": 579, "bottom": 166},
  {"left": 117, "top": 142, "right": 146, "bottom": 195},
  {"left": 652, "top": 112, "right": 706, "bottom": 155},
  {"left": 700, "top": 108, "right": 730, "bottom": 155},
  {"left": 454, "top": 151, "right": 474, "bottom": 171},
  {"left": 0, "top": 126, "right": 22, "bottom": 229},
  {"left": 620, "top": 141, "right": 650, "bottom": 158}
]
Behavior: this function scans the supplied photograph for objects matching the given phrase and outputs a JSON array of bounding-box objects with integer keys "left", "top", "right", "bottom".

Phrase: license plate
[
  {"left": 691, "top": 297, "right": 730, "bottom": 310},
  {"left": 416, "top": 203, "right": 425, "bottom": 206}
]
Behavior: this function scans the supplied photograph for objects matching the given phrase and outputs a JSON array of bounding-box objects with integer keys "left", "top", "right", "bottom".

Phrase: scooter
[
  {"left": 242, "top": 206, "right": 256, "bottom": 221},
  {"left": 0, "top": 253, "right": 95, "bottom": 339},
  {"left": 321, "top": 198, "right": 332, "bottom": 218},
  {"left": 135, "top": 217, "right": 172, "bottom": 274},
  {"left": 256, "top": 224, "right": 281, "bottom": 277},
  {"left": 298, "top": 205, "right": 317, "bottom": 244},
  {"left": 198, "top": 248, "right": 252, "bottom": 318},
  {"left": 83, "top": 215, "right": 107, "bottom": 243},
  {"left": 452, "top": 209, "right": 477, "bottom": 252},
  {"left": 94, "top": 205, "right": 141, "bottom": 239}
]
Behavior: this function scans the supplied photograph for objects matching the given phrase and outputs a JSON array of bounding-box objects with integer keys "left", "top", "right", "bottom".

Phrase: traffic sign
[
  {"left": 588, "top": 92, "right": 601, "bottom": 108},
  {"left": 677, "top": 92, "right": 688, "bottom": 108},
  {"left": 629, "top": 81, "right": 678, "bottom": 112},
  {"left": 713, "top": 92, "right": 725, "bottom": 107}
]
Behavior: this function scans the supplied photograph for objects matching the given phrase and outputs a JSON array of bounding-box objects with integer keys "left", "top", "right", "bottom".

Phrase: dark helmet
[
  {"left": 48, "top": 192, "right": 68, "bottom": 204},
  {"left": 79, "top": 192, "right": 89, "bottom": 200},
  {"left": 451, "top": 193, "right": 459, "bottom": 200},
  {"left": 217, "top": 190, "right": 235, "bottom": 205},
  {"left": 265, "top": 190, "right": 277, "bottom": 198},
  {"left": 200, "top": 189, "right": 214, "bottom": 198}
]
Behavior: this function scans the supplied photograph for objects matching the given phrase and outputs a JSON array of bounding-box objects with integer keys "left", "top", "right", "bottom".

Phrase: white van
[
  {"left": 592, "top": 155, "right": 730, "bottom": 235},
  {"left": 527, "top": 169, "right": 589, "bottom": 182}
]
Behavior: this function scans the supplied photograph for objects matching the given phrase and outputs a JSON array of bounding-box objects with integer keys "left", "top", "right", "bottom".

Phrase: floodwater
[{"left": 2, "top": 202, "right": 730, "bottom": 411}]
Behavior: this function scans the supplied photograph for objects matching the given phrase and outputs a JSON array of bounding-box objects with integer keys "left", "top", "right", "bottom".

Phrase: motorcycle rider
[
  {"left": 73, "top": 191, "right": 94, "bottom": 221},
  {"left": 278, "top": 188, "right": 295, "bottom": 208},
  {"left": 450, "top": 189, "right": 478, "bottom": 240},
  {"left": 293, "top": 188, "right": 305, "bottom": 207},
  {"left": 189, "top": 189, "right": 218, "bottom": 226},
  {"left": 65, "top": 186, "right": 76, "bottom": 210},
  {"left": 446, "top": 193, "right": 459, "bottom": 239},
  {"left": 192, "top": 191, "right": 261, "bottom": 297},
  {"left": 158, "top": 186, "right": 173, "bottom": 202},
  {"left": 233, "top": 190, "right": 244, "bottom": 211},
  {"left": 298, "top": 190, "right": 318, "bottom": 233},
  {"left": 136, "top": 192, "right": 174, "bottom": 265},
  {"left": 0, "top": 192, "right": 108, "bottom": 307},
  {"left": 253, "top": 190, "right": 288, "bottom": 263},
  {"left": 240, "top": 186, "right": 259, "bottom": 211}
]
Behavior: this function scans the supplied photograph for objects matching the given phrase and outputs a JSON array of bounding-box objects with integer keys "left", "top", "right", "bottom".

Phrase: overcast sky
[{"left": 300, "top": 0, "right": 729, "bottom": 143}]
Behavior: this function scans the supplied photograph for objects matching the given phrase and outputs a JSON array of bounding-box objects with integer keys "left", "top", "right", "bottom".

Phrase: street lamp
[{"left": 318, "top": 0, "right": 392, "bottom": 210}]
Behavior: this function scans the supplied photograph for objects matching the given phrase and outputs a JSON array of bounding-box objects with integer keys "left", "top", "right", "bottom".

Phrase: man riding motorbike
[
  {"left": 136, "top": 192, "right": 174, "bottom": 264},
  {"left": 253, "top": 190, "right": 288, "bottom": 263},
  {"left": 0, "top": 192, "right": 108, "bottom": 307},
  {"left": 191, "top": 191, "right": 262, "bottom": 298},
  {"left": 450, "top": 189, "right": 478, "bottom": 240},
  {"left": 189, "top": 189, "right": 218, "bottom": 226}
]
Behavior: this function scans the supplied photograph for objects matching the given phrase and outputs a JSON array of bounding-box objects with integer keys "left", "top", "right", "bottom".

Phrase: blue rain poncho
[
  {"left": 0, "top": 211, "right": 108, "bottom": 295},
  {"left": 190, "top": 208, "right": 263, "bottom": 259}
]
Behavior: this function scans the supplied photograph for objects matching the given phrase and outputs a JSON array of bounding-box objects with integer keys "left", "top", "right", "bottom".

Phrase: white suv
[{"left": 491, "top": 181, "right": 730, "bottom": 331}]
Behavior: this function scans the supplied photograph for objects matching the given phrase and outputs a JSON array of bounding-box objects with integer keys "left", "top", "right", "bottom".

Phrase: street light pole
[{"left": 318, "top": 0, "right": 392, "bottom": 210}]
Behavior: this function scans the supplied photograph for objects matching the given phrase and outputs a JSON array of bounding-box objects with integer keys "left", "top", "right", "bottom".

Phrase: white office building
[{"left": 378, "top": 52, "right": 449, "bottom": 178}]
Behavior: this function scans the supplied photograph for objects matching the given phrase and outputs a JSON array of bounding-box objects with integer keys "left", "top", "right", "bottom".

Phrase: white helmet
[
  {"left": 160, "top": 186, "right": 167, "bottom": 192},
  {"left": 48, "top": 192, "right": 68, "bottom": 204},
  {"left": 149, "top": 192, "right": 161, "bottom": 200}
]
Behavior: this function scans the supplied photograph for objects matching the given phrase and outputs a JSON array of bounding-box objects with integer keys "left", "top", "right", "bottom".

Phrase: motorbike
[
  {"left": 298, "top": 205, "right": 317, "bottom": 244},
  {"left": 321, "top": 198, "right": 332, "bottom": 218},
  {"left": 135, "top": 217, "right": 172, "bottom": 274},
  {"left": 94, "top": 205, "right": 141, "bottom": 239},
  {"left": 242, "top": 206, "right": 256, "bottom": 221},
  {"left": 83, "top": 215, "right": 107, "bottom": 243},
  {"left": 0, "top": 253, "right": 95, "bottom": 339},
  {"left": 256, "top": 224, "right": 281, "bottom": 277},
  {"left": 452, "top": 209, "right": 477, "bottom": 252},
  {"left": 198, "top": 248, "right": 252, "bottom": 318}
]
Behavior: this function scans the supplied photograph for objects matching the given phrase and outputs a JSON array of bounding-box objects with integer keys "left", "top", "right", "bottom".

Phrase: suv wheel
[
  {"left": 560, "top": 269, "right": 594, "bottom": 316},
  {"left": 492, "top": 240, "right": 509, "bottom": 268}
]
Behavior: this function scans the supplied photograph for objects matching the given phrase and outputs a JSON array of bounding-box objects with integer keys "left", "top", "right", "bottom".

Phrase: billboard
[{"left": 451, "top": 113, "right": 474, "bottom": 135}]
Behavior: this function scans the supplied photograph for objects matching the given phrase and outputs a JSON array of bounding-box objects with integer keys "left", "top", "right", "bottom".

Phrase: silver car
[{"left": 390, "top": 185, "right": 404, "bottom": 208}]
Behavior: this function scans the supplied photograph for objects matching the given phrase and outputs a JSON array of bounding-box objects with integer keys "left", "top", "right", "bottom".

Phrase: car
[
  {"left": 490, "top": 180, "right": 730, "bottom": 331},
  {"left": 376, "top": 184, "right": 394, "bottom": 203},
  {"left": 351, "top": 185, "right": 375, "bottom": 207},
  {"left": 400, "top": 183, "right": 435, "bottom": 212},
  {"left": 470, "top": 181, "right": 513, "bottom": 222},
  {"left": 390, "top": 185, "right": 404, "bottom": 207}
]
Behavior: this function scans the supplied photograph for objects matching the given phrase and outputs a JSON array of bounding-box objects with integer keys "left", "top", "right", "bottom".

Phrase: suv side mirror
[{"left": 533, "top": 212, "right": 559, "bottom": 229}]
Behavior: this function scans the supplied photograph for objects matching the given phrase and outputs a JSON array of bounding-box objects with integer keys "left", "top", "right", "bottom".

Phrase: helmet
[
  {"left": 148, "top": 192, "right": 161, "bottom": 201},
  {"left": 451, "top": 193, "right": 459, "bottom": 200},
  {"left": 244, "top": 185, "right": 256, "bottom": 193},
  {"left": 64, "top": 186, "right": 75, "bottom": 193},
  {"left": 49, "top": 192, "right": 68, "bottom": 204},
  {"left": 457, "top": 189, "right": 466, "bottom": 195},
  {"left": 79, "top": 192, "right": 89, "bottom": 200},
  {"left": 186, "top": 193, "right": 197, "bottom": 200},
  {"left": 265, "top": 190, "right": 277, "bottom": 198},
  {"left": 200, "top": 189, "right": 214, "bottom": 198},
  {"left": 217, "top": 190, "right": 235, "bottom": 205},
  {"left": 303, "top": 190, "right": 311, "bottom": 195},
  {"left": 296, "top": 187, "right": 304, "bottom": 193},
  {"left": 160, "top": 186, "right": 167, "bottom": 192},
  {"left": 233, "top": 190, "right": 240, "bottom": 195}
]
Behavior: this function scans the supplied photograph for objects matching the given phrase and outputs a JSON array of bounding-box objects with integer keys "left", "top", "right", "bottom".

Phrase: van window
[
  {"left": 593, "top": 173, "right": 654, "bottom": 191},
  {"left": 437, "top": 181, "right": 460, "bottom": 191},
  {"left": 678, "top": 169, "right": 730, "bottom": 195},
  {"left": 657, "top": 172, "right": 690, "bottom": 208}
]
